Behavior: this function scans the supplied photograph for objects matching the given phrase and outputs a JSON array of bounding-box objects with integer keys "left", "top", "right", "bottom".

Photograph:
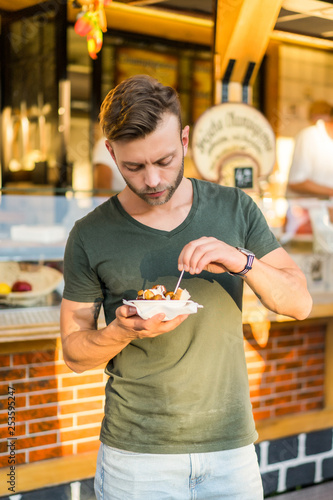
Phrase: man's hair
[
  {"left": 308, "top": 100, "right": 333, "bottom": 121},
  {"left": 99, "top": 74, "right": 182, "bottom": 142}
]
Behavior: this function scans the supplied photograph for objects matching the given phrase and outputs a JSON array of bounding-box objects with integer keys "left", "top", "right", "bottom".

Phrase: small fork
[{"left": 173, "top": 269, "right": 185, "bottom": 295}]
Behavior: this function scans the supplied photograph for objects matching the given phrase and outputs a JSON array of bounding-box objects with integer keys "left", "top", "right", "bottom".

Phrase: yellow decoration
[{"left": 73, "top": 0, "right": 112, "bottom": 59}]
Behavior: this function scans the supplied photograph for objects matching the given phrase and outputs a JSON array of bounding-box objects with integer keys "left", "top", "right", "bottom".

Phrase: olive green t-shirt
[{"left": 63, "top": 178, "right": 280, "bottom": 454}]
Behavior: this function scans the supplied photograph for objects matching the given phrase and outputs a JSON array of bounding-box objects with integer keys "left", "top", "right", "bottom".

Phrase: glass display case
[{"left": 0, "top": 190, "right": 108, "bottom": 330}]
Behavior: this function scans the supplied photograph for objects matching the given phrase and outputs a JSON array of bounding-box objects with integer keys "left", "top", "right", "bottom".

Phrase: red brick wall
[
  {"left": 0, "top": 342, "right": 107, "bottom": 468},
  {"left": 0, "top": 320, "right": 326, "bottom": 468},
  {"left": 244, "top": 321, "right": 326, "bottom": 421}
]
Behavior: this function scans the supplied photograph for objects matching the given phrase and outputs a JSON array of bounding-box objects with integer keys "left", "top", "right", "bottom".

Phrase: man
[
  {"left": 60, "top": 75, "right": 312, "bottom": 500},
  {"left": 287, "top": 100, "right": 333, "bottom": 198},
  {"left": 92, "top": 134, "right": 127, "bottom": 193}
]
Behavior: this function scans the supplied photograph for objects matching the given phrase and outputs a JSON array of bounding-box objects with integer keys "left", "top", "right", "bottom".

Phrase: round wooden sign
[{"left": 192, "top": 102, "right": 275, "bottom": 190}]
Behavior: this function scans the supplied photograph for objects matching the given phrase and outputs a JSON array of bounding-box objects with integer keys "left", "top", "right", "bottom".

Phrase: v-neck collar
[{"left": 111, "top": 178, "right": 199, "bottom": 237}]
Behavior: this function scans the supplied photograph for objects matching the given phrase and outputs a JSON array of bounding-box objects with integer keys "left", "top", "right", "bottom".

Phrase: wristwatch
[{"left": 228, "top": 247, "right": 255, "bottom": 276}]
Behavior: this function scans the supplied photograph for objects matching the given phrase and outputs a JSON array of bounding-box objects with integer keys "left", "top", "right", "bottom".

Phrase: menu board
[{"left": 192, "top": 102, "right": 275, "bottom": 193}]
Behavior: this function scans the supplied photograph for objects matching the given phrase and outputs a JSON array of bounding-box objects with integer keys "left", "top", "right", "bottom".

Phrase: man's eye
[
  {"left": 158, "top": 157, "right": 173, "bottom": 166},
  {"left": 126, "top": 165, "right": 142, "bottom": 172}
]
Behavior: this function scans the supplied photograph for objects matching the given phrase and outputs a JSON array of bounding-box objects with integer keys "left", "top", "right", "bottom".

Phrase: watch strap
[{"left": 228, "top": 247, "right": 255, "bottom": 276}]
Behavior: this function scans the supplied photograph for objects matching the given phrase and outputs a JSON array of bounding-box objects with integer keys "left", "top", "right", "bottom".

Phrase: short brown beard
[{"left": 125, "top": 155, "right": 184, "bottom": 206}]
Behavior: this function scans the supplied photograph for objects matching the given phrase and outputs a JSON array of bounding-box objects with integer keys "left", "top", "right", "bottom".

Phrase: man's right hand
[
  {"left": 114, "top": 304, "right": 189, "bottom": 340},
  {"left": 60, "top": 298, "right": 189, "bottom": 373}
]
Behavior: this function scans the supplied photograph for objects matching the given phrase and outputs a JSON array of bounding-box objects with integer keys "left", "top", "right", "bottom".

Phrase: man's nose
[{"left": 144, "top": 165, "right": 160, "bottom": 187}]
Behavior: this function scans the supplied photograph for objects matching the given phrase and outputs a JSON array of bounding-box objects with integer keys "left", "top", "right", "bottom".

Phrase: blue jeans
[{"left": 94, "top": 443, "right": 263, "bottom": 499}]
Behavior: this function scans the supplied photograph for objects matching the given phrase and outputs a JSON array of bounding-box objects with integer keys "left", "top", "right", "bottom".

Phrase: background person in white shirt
[
  {"left": 93, "top": 136, "right": 127, "bottom": 193},
  {"left": 287, "top": 100, "right": 333, "bottom": 198}
]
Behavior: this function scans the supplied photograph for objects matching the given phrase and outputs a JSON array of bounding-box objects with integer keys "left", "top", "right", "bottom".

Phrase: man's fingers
[
  {"left": 116, "top": 306, "right": 189, "bottom": 339},
  {"left": 145, "top": 313, "right": 189, "bottom": 329},
  {"left": 179, "top": 238, "right": 221, "bottom": 274},
  {"left": 144, "top": 313, "right": 166, "bottom": 324},
  {"left": 118, "top": 305, "right": 138, "bottom": 318}
]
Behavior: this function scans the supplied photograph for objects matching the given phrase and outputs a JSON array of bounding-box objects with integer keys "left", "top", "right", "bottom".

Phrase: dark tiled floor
[
  {"left": 2, "top": 479, "right": 332, "bottom": 499},
  {"left": 0, "top": 478, "right": 96, "bottom": 499},
  {"left": 271, "top": 481, "right": 333, "bottom": 499}
]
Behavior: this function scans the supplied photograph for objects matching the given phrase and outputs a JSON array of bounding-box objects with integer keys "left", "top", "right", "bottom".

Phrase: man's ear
[
  {"left": 105, "top": 140, "right": 117, "bottom": 164},
  {"left": 182, "top": 125, "right": 190, "bottom": 156}
]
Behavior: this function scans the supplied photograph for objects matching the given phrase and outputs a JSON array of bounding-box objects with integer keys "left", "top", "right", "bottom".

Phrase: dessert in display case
[
  {"left": 0, "top": 191, "right": 107, "bottom": 334},
  {"left": 0, "top": 261, "right": 63, "bottom": 307}
]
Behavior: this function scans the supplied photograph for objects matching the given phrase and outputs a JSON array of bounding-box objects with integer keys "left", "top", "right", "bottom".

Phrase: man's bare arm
[
  {"left": 93, "top": 163, "right": 113, "bottom": 191},
  {"left": 288, "top": 179, "right": 333, "bottom": 198},
  {"left": 178, "top": 238, "right": 312, "bottom": 321},
  {"left": 60, "top": 298, "right": 189, "bottom": 373},
  {"left": 245, "top": 247, "right": 312, "bottom": 319}
]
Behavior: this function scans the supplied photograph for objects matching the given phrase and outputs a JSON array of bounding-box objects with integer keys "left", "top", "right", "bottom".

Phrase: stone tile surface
[{"left": 273, "top": 481, "right": 333, "bottom": 499}]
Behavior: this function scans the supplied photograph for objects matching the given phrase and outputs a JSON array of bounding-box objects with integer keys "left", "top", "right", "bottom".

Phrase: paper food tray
[{"left": 123, "top": 299, "right": 203, "bottom": 321}]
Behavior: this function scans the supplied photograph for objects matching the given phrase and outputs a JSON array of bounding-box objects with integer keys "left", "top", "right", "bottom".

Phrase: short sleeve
[
  {"left": 242, "top": 192, "right": 280, "bottom": 259},
  {"left": 63, "top": 223, "right": 104, "bottom": 303}
]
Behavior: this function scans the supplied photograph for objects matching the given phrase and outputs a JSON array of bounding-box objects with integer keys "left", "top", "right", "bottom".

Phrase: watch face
[{"left": 237, "top": 247, "right": 254, "bottom": 256}]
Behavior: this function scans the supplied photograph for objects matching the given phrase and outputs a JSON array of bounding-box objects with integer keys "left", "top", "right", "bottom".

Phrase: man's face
[{"left": 107, "top": 113, "right": 189, "bottom": 206}]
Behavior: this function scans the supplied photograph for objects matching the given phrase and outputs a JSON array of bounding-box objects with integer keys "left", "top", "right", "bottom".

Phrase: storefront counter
[
  {"left": 1, "top": 289, "right": 333, "bottom": 497},
  {"left": 1, "top": 191, "right": 333, "bottom": 496},
  {"left": 0, "top": 288, "right": 331, "bottom": 342}
]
